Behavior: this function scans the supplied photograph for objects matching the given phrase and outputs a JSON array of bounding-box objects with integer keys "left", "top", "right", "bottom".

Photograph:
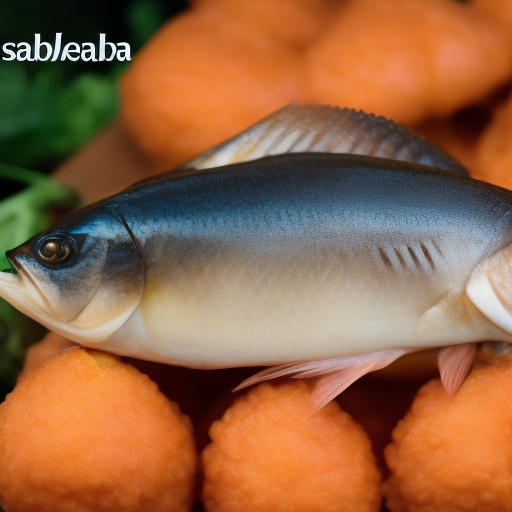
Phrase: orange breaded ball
[
  {"left": 473, "top": 93, "right": 512, "bottom": 190},
  {"left": 0, "top": 348, "right": 198, "bottom": 512},
  {"left": 193, "top": 0, "right": 338, "bottom": 48},
  {"left": 17, "top": 332, "right": 76, "bottom": 382},
  {"left": 302, "top": 0, "right": 512, "bottom": 125},
  {"left": 202, "top": 381, "right": 381, "bottom": 512},
  {"left": 471, "top": 0, "right": 512, "bottom": 32},
  {"left": 121, "top": 9, "right": 300, "bottom": 171},
  {"left": 384, "top": 355, "right": 512, "bottom": 512}
]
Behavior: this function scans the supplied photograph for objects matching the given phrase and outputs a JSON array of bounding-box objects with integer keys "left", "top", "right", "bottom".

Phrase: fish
[{"left": 1, "top": 104, "right": 512, "bottom": 410}]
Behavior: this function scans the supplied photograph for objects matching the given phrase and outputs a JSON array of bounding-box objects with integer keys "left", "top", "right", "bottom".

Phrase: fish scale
[
  {"left": 98, "top": 155, "right": 512, "bottom": 364},
  {"left": 2, "top": 105, "right": 512, "bottom": 408}
]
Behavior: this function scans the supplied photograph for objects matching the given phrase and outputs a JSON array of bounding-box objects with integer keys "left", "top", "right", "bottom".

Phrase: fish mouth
[
  {"left": 0, "top": 253, "right": 140, "bottom": 345},
  {"left": 0, "top": 255, "right": 52, "bottom": 321},
  {"left": 0, "top": 265, "right": 32, "bottom": 313}
]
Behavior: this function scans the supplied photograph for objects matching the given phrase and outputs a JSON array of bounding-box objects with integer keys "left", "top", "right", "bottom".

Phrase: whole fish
[{"left": 1, "top": 105, "right": 511, "bottom": 409}]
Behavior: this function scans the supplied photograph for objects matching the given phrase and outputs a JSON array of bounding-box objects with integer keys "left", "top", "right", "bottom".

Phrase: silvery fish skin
[
  {"left": 1, "top": 152, "right": 512, "bottom": 370},
  {"left": 1, "top": 105, "right": 512, "bottom": 406}
]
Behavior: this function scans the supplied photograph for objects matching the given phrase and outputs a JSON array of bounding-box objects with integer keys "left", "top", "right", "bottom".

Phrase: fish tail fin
[
  {"left": 234, "top": 349, "right": 409, "bottom": 411},
  {"left": 438, "top": 343, "right": 476, "bottom": 396}
]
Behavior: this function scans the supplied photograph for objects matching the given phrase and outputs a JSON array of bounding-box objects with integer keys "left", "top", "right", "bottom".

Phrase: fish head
[
  {"left": 466, "top": 242, "right": 512, "bottom": 336},
  {"left": 0, "top": 207, "right": 144, "bottom": 344}
]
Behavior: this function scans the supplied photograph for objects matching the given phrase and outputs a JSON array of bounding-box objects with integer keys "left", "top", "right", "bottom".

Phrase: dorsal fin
[{"left": 182, "top": 104, "right": 468, "bottom": 175}]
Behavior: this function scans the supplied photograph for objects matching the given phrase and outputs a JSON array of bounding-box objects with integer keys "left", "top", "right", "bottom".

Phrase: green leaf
[{"left": 0, "top": 62, "right": 120, "bottom": 171}]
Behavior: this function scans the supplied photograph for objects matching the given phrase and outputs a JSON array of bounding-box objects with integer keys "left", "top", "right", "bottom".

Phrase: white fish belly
[{"left": 107, "top": 237, "right": 503, "bottom": 368}]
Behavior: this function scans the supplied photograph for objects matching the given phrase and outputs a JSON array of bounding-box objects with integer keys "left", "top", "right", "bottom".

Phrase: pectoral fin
[
  {"left": 234, "top": 349, "right": 409, "bottom": 411},
  {"left": 466, "top": 243, "right": 512, "bottom": 335},
  {"left": 438, "top": 343, "right": 476, "bottom": 396}
]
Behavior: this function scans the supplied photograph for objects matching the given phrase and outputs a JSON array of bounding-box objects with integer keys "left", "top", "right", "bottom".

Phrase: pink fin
[
  {"left": 234, "top": 349, "right": 409, "bottom": 411},
  {"left": 438, "top": 343, "right": 476, "bottom": 396}
]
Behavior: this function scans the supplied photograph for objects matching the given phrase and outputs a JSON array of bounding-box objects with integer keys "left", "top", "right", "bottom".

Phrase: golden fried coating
[
  {"left": 202, "top": 381, "right": 381, "bottom": 512},
  {"left": 0, "top": 348, "right": 198, "bottom": 512},
  {"left": 384, "top": 356, "right": 512, "bottom": 512}
]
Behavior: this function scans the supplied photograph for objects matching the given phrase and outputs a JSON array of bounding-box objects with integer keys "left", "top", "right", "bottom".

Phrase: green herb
[{"left": 0, "top": 63, "right": 120, "bottom": 172}]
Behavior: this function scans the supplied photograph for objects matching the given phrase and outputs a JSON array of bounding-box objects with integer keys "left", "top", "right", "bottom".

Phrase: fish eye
[{"left": 35, "top": 235, "right": 75, "bottom": 265}]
